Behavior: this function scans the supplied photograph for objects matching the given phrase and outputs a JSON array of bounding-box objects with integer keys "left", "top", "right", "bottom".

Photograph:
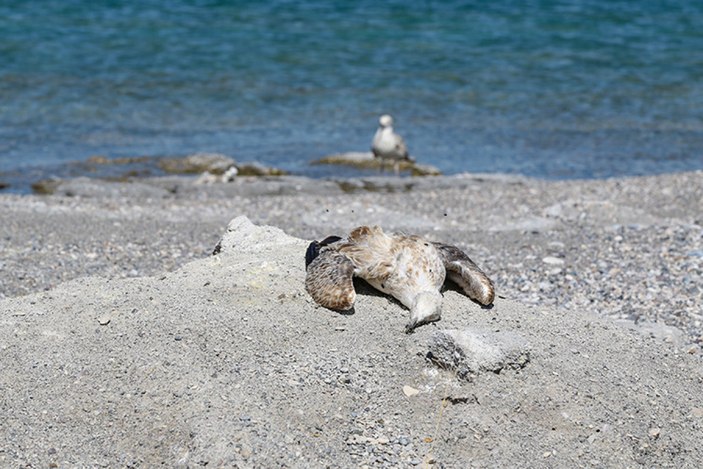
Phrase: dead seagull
[
  {"left": 371, "top": 114, "right": 413, "bottom": 174},
  {"left": 305, "top": 226, "right": 495, "bottom": 332}
]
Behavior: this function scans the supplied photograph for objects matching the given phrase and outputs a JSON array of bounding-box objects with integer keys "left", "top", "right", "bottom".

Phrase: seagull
[
  {"left": 305, "top": 226, "right": 495, "bottom": 332},
  {"left": 371, "top": 114, "right": 413, "bottom": 174}
]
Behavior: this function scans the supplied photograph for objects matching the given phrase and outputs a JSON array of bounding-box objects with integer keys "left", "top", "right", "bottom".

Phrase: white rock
[
  {"left": 194, "top": 172, "right": 218, "bottom": 185},
  {"left": 427, "top": 329, "right": 530, "bottom": 380},
  {"left": 98, "top": 314, "right": 111, "bottom": 326},
  {"left": 542, "top": 256, "right": 565, "bottom": 265}
]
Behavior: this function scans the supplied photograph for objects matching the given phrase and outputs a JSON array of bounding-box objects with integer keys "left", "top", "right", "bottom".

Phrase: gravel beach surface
[
  {"left": 1, "top": 207, "right": 702, "bottom": 468},
  {"left": 2, "top": 171, "right": 703, "bottom": 467},
  {"left": 2, "top": 171, "right": 702, "bottom": 347}
]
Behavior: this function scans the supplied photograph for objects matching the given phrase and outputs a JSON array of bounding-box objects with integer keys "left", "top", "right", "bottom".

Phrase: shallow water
[{"left": 1, "top": 0, "right": 702, "bottom": 191}]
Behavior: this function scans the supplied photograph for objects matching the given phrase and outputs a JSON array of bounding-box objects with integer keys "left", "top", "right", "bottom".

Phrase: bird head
[
  {"left": 379, "top": 114, "right": 394, "bottom": 128},
  {"left": 405, "top": 291, "right": 442, "bottom": 333}
]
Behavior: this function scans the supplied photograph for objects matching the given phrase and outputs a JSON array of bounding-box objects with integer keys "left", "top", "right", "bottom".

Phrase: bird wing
[
  {"left": 433, "top": 243, "right": 495, "bottom": 305},
  {"left": 394, "top": 134, "right": 410, "bottom": 160},
  {"left": 305, "top": 246, "right": 357, "bottom": 311}
]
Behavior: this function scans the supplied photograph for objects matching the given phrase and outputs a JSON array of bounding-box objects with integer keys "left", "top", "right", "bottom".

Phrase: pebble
[
  {"left": 542, "top": 256, "right": 565, "bottom": 265},
  {"left": 402, "top": 385, "right": 420, "bottom": 397},
  {"left": 98, "top": 315, "right": 111, "bottom": 326},
  {"left": 648, "top": 427, "right": 661, "bottom": 439}
]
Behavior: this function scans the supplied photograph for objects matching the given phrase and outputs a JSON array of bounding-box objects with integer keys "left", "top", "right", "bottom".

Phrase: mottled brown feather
[{"left": 305, "top": 249, "right": 356, "bottom": 310}]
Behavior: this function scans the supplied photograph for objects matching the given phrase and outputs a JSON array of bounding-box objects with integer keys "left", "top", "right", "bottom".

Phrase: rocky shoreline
[{"left": 2, "top": 170, "right": 701, "bottom": 347}]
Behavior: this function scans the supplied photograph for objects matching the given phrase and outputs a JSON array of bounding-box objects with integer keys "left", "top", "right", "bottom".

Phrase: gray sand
[{"left": 1, "top": 172, "right": 703, "bottom": 467}]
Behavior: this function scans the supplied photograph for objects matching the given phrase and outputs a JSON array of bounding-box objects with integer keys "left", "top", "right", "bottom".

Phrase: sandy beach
[{"left": 1, "top": 171, "right": 702, "bottom": 467}]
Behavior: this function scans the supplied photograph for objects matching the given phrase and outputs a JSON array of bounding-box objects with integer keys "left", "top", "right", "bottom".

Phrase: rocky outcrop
[
  {"left": 313, "top": 151, "right": 442, "bottom": 176},
  {"left": 158, "top": 152, "right": 236, "bottom": 175}
]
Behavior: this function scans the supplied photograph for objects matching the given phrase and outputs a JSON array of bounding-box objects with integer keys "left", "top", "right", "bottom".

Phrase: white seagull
[
  {"left": 305, "top": 226, "right": 495, "bottom": 332},
  {"left": 371, "top": 114, "right": 413, "bottom": 174}
]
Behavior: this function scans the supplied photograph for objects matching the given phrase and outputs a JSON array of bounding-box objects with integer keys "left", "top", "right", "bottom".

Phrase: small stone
[
  {"left": 648, "top": 427, "right": 661, "bottom": 439},
  {"left": 542, "top": 256, "right": 565, "bottom": 265},
  {"left": 240, "top": 445, "right": 252, "bottom": 458},
  {"left": 691, "top": 407, "right": 703, "bottom": 418},
  {"left": 194, "top": 172, "right": 218, "bottom": 185},
  {"left": 98, "top": 315, "right": 111, "bottom": 326},
  {"left": 403, "top": 385, "right": 420, "bottom": 397}
]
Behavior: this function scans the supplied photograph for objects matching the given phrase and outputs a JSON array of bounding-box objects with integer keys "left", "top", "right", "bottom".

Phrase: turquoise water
[{"left": 1, "top": 1, "right": 702, "bottom": 189}]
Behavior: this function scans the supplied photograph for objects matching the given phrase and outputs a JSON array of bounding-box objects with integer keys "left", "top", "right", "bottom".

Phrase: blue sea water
[{"left": 1, "top": 0, "right": 702, "bottom": 190}]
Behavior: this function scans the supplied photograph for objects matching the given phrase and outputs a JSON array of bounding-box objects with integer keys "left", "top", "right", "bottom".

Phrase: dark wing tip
[
  {"left": 320, "top": 235, "right": 342, "bottom": 246},
  {"left": 305, "top": 241, "right": 320, "bottom": 269},
  {"left": 305, "top": 236, "right": 342, "bottom": 269}
]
